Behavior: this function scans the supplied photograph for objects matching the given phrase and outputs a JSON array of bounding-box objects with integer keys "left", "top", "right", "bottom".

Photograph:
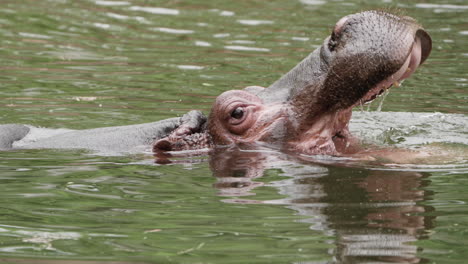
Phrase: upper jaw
[{"left": 359, "top": 32, "right": 430, "bottom": 106}]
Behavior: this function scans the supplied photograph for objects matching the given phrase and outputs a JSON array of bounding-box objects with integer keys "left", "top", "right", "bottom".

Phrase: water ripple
[
  {"left": 237, "top": 20, "right": 274, "bottom": 26},
  {"left": 129, "top": 6, "right": 180, "bottom": 15},
  {"left": 194, "top": 40, "right": 212, "bottom": 47},
  {"left": 152, "top": 27, "right": 194, "bottom": 34},
  {"left": 415, "top": 3, "right": 468, "bottom": 9},
  {"left": 95, "top": 0, "right": 130, "bottom": 6},
  {"left": 224, "top": 45, "right": 270, "bottom": 52},
  {"left": 299, "top": 0, "right": 326, "bottom": 5}
]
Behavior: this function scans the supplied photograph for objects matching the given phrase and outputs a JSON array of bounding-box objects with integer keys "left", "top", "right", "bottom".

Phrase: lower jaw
[
  {"left": 288, "top": 131, "right": 361, "bottom": 156},
  {"left": 360, "top": 47, "right": 419, "bottom": 105},
  {"left": 286, "top": 110, "right": 354, "bottom": 156},
  {"left": 290, "top": 139, "right": 338, "bottom": 156}
]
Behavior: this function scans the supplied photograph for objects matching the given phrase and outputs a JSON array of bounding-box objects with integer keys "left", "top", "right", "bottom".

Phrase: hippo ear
[
  {"left": 153, "top": 138, "right": 173, "bottom": 151},
  {"left": 152, "top": 110, "right": 211, "bottom": 153}
]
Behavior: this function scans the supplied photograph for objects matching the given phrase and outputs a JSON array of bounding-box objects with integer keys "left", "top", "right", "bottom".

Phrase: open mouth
[
  {"left": 328, "top": 34, "right": 429, "bottom": 154},
  {"left": 360, "top": 37, "right": 423, "bottom": 105}
]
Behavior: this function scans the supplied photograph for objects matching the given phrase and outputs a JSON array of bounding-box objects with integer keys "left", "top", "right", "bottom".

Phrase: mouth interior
[{"left": 360, "top": 37, "right": 423, "bottom": 104}]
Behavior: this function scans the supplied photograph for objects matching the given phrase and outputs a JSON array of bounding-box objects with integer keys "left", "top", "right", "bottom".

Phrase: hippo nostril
[
  {"left": 154, "top": 139, "right": 172, "bottom": 152},
  {"left": 328, "top": 16, "right": 349, "bottom": 51},
  {"left": 333, "top": 16, "right": 349, "bottom": 37}
]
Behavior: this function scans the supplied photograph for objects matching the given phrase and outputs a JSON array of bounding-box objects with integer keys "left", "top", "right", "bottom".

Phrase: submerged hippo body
[{"left": 1, "top": 11, "right": 432, "bottom": 157}]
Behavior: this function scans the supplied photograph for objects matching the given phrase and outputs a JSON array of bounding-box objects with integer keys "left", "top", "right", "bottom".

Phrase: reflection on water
[{"left": 209, "top": 146, "right": 434, "bottom": 263}]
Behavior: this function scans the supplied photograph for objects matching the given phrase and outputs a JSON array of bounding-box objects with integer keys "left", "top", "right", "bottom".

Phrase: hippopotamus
[
  {"left": 0, "top": 10, "right": 432, "bottom": 158},
  {"left": 153, "top": 10, "right": 432, "bottom": 156}
]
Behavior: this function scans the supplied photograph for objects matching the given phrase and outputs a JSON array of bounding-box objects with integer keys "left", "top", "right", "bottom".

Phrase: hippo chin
[{"left": 154, "top": 10, "right": 432, "bottom": 156}]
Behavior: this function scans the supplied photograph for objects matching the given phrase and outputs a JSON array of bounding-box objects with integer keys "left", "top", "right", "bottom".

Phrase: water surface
[{"left": 0, "top": 0, "right": 467, "bottom": 263}]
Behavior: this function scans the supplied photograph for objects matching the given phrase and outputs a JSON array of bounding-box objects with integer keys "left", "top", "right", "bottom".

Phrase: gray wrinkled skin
[
  {"left": 260, "top": 11, "right": 430, "bottom": 110},
  {"left": 0, "top": 124, "right": 30, "bottom": 149}
]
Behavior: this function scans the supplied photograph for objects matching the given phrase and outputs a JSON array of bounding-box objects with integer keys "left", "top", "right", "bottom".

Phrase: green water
[{"left": 1, "top": 0, "right": 467, "bottom": 263}]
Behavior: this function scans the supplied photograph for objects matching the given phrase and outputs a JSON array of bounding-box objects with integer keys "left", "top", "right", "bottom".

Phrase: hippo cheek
[
  {"left": 241, "top": 103, "right": 298, "bottom": 143},
  {"left": 246, "top": 116, "right": 292, "bottom": 147}
]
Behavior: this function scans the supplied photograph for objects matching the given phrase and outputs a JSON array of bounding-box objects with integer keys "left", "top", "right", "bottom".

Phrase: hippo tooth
[{"left": 393, "top": 81, "right": 400, "bottom": 88}]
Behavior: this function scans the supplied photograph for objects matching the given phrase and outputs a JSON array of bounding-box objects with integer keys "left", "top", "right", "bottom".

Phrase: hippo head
[
  {"left": 206, "top": 10, "right": 431, "bottom": 155},
  {"left": 154, "top": 10, "right": 432, "bottom": 156}
]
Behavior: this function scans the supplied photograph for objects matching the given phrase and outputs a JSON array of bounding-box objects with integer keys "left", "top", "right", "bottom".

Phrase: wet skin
[
  {"left": 1, "top": 10, "right": 431, "bottom": 159},
  {"left": 154, "top": 10, "right": 432, "bottom": 157}
]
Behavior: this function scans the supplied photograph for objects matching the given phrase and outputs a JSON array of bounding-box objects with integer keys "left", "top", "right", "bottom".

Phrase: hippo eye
[{"left": 230, "top": 107, "right": 244, "bottom": 119}]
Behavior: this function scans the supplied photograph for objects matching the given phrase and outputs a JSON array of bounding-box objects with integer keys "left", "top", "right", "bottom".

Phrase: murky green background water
[{"left": 0, "top": 0, "right": 467, "bottom": 263}]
